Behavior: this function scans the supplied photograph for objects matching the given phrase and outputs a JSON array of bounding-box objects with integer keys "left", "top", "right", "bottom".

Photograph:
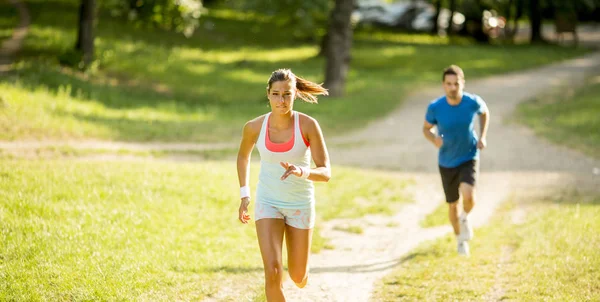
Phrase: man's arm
[
  {"left": 479, "top": 109, "right": 489, "bottom": 139},
  {"left": 477, "top": 108, "right": 490, "bottom": 149},
  {"left": 423, "top": 121, "right": 443, "bottom": 148}
]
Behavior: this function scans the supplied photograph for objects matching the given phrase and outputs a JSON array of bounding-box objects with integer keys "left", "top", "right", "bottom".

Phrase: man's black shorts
[{"left": 438, "top": 160, "right": 479, "bottom": 203}]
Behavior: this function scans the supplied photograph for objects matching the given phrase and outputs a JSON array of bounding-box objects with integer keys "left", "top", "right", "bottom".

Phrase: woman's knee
[{"left": 264, "top": 262, "right": 283, "bottom": 285}]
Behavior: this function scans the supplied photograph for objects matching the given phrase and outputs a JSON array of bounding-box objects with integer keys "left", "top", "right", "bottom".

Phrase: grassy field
[
  {"left": 0, "top": 159, "right": 411, "bottom": 301},
  {"left": 515, "top": 75, "right": 600, "bottom": 159},
  {"left": 373, "top": 193, "right": 600, "bottom": 301},
  {"left": 0, "top": 0, "right": 590, "bottom": 142},
  {"left": 419, "top": 200, "right": 448, "bottom": 228}
]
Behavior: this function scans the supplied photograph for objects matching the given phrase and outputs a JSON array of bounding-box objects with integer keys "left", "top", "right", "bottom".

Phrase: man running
[{"left": 422, "top": 65, "right": 490, "bottom": 256}]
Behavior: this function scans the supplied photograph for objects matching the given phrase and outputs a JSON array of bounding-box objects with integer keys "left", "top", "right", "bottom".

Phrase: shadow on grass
[
  {"left": 201, "top": 266, "right": 264, "bottom": 274},
  {"left": 309, "top": 251, "right": 427, "bottom": 274}
]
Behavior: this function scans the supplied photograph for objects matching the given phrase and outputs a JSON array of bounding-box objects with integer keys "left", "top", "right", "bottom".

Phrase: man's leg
[
  {"left": 448, "top": 200, "right": 460, "bottom": 236},
  {"left": 457, "top": 160, "right": 478, "bottom": 242},
  {"left": 460, "top": 182, "right": 475, "bottom": 214},
  {"left": 439, "top": 164, "right": 468, "bottom": 255}
]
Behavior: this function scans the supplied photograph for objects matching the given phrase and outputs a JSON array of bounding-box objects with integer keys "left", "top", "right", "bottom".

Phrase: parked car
[
  {"left": 411, "top": 7, "right": 466, "bottom": 33},
  {"left": 353, "top": 0, "right": 428, "bottom": 29},
  {"left": 353, "top": 0, "right": 465, "bottom": 32}
]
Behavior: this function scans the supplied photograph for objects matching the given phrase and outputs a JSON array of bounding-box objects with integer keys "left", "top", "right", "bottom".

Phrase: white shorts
[{"left": 254, "top": 202, "right": 315, "bottom": 229}]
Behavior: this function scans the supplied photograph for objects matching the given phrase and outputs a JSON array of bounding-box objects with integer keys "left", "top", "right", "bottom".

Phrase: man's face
[{"left": 443, "top": 74, "right": 464, "bottom": 100}]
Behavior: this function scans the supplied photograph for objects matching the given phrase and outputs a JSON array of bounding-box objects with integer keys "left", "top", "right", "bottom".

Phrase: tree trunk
[
  {"left": 318, "top": 32, "right": 329, "bottom": 57},
  {"left": 470, "top": 0, "right": 488, "bottom": 42},
  {"left": 432, "top": 0, "right": 442, "bottom": 34},
  {"left": 324, "top": 0, "right": 354, "bottom": 97},
  {"left": 510, "top": 0, "right": 524, "bottom": 39},
  {"left": 75, "top": 0, "right": 96, "bottom": 66},
  {"left": 529, "top": 0, "right": 543, "bottom": 42},
  {"left": 447, "top": 0, "right": 456, "bottom": 35},
  {"left": 503, "top": 0, "right": 514, "bottom": 37}
]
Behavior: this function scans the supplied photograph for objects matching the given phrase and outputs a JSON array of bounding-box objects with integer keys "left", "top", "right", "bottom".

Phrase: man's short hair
[{"left": 442, "top": 65, "right": 465, "bottom": 81}]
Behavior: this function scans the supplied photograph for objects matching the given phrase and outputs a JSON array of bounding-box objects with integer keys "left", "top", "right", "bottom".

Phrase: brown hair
[
  {"left": 267, "top": 69, "right": 328, "bottom": 104},
  {"left": 442, "top": 65, "right": 465, "bottom": 81}
]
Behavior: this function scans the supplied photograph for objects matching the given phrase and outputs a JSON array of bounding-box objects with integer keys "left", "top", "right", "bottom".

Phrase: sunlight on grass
[
  {"left": 174, "top": 46, "right": 318, "bottom": 64},
  {"left": 209, "top": 8, "right": 273, "bottom": 23},
  {"left": 374, "top": 194, "right": 600, "bottom": 301},
  {"left": 461, "top": 58, "right": 503, "bottom": 69},
  {"left": 420, "top": 201, "right": 448, "bottom": 228},
  {"left": 0, "top": 9, "right": 17, "bottom": 41},
  {"left": 516, "top": 76, "right": 600, "bottom": 158},
  {"left": 225, "top": 69, "right": 269, "bottom": 85},
  {"left": 0, "top": 81, "right": 220, "bottom": 141},
  {"left": 380, "top": 46, "right": 417, "bottom": 58},
  {"left": 354, "top": 30, "right": 457, "bottom": 45},
  {"left": 24, "top": 25, "right": 74, "bottom": 53},
  {"left": 185, "top": 63, "right": 215, "bottom": 75},
  {"left": 0, "top": 159, "right": 412, "bottom": 300}
]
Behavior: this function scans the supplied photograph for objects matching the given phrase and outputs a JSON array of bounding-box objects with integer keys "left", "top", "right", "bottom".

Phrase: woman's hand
[
  {"left": 280, "top": 162, "right": 302, "bottom": 180},
  {"left": 238, "top": 197, "right": 251, "bottom": 224}
]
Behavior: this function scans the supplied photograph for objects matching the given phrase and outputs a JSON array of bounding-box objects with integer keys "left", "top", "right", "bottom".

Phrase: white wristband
[
  {"left": 299, "top": 166, "right": 310, "bottom": 179},
  {"left": 240, "top": 186, "right": 251, "bottom": 199}
]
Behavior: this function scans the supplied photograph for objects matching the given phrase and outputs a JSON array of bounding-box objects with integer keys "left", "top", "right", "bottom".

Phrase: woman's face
[{"left": 268, "top": 80, "right": 295, "bottom": 114}]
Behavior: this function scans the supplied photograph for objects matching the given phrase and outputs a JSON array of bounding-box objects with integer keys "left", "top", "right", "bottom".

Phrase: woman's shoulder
[
  {"left": 244, "top": 114, "right": 268, "bottom": 134},
  {"left": 296, "top": 111, "right": 318, "bottom": 126}
]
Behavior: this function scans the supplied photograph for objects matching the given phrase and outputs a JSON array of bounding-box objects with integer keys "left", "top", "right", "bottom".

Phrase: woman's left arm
[{"left": 305, "top": 116, "right": 331, "bottom": 182}]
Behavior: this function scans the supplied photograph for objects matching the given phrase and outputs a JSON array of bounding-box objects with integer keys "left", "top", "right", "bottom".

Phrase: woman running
[{"left": 236, "top": 68, "right": 332, "bottom": 301}]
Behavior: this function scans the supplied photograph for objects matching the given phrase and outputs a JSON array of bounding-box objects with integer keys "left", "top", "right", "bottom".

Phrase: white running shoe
[
  {"left": 457, "top": 241, "right": 470, "bottom": 256},
  {"left": 458, "top": 215, "right": 473, "bottom": 242}
]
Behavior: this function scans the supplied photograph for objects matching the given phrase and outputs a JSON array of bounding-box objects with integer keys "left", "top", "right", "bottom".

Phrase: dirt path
[{"left": 278, "top": 52, "right": 600, "bottom": 301}]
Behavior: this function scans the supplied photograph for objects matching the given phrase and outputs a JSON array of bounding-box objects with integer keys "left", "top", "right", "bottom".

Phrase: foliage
[
  {"left": 227, "top": 0, "right": 333, "bottom": 41},
  {"left": 101, "top": 0, "right": 205, "bottom": 37}
]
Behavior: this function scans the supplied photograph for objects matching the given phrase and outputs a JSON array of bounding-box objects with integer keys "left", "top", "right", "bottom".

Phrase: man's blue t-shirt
[{"left": 425, "top": 92, "right": 487, "bottom": 168}]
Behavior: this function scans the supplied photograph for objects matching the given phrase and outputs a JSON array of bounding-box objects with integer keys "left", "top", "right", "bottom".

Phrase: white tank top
[{"left": 255, "top": 111, "right": 314, "bottom": 208}]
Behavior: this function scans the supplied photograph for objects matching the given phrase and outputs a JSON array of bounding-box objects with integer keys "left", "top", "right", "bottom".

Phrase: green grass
[
  {"left": 333, "top": 225, "right": 364, "bottom": 234},
  {"left": 373, "top": 194, "right": 600, "bottom": 301},
  {"left": 0, "top": 145, "right": 243, "bottom": 161},
  {"left": 0, "top": 159, "right": 411, "bottom": 300},
  {"left": 515, "top": 75, "right": 600, "bottom": 159},
  {"left": 0, "top": 0, "right": 590, "bottom": 142},
  {"left": 420, "top": 201, "right": 448, "bottom": 228}
]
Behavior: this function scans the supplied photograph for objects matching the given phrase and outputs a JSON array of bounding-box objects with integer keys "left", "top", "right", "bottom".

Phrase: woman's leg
[
  {"left": 256, "top": 218, "right": 286, "bottom": 302},
  {"left": 285, "top": 224, "right": 313, "bottom": 288}
]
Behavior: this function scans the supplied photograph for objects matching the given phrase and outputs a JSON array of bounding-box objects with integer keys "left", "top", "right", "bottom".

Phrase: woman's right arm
[{"left": 237, "top": 119, "right": 259, "bottom": 224}]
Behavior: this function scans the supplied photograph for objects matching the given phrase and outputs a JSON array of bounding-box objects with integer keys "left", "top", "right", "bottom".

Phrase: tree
[
  {"left": 102, "top": 0, "right": 204, "bottom": 37},
  {"left": 431, "top": 0, "right": 442, "bottom": 34},
  {"left": 461, "top": 0, "right": 488, "bottom": 42},
  {"left": 75, "top": 0, "right": 96, "bottom": 67},
  {"left": 232, "top": 0, "right": 331, "bottom": 42},
  {"left": 529, "top": 0, "right": 543, "bottom": 42},
  {"left": 324, "top": 0, "right": 354, "bottom": 97},
  {"left": 447, "top": 0, "right": 457, "bottom": 35}
]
